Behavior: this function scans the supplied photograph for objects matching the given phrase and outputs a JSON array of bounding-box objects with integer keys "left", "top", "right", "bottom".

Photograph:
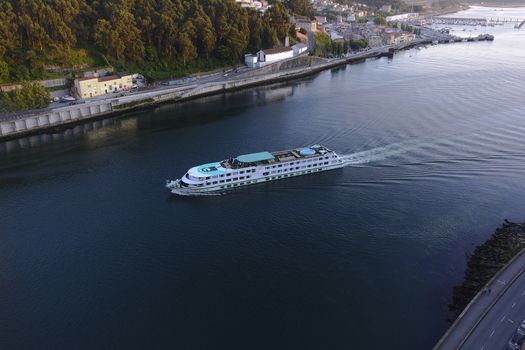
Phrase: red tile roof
[
  {"left": 97, "top": 75, "right": 121, "bottom": 82},
  {"left": 261, "top": 47, "right": 293, "bottom": 55}
]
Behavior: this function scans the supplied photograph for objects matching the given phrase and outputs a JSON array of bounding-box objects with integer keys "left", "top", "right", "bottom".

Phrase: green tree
[
  {"left": 0, "top": 60, "right": 9, "bottom": 83},
  {"left": 285, "top": 0, "right": 314, "bottom": 18},
  {"left": 266, "top": 3, "right": 290, "bottom": 46},
  {"left": 374, "top": 16, "right": 387, "bottom": 26},
  {"left": 11, "top": 88, "right": 26, "bottom": 110},
  {"left": 0, "top": 91, "right": 13, "bottom": 111}
]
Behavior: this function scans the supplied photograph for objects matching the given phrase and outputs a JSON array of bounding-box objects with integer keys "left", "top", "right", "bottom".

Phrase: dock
[{"left": 429, "top": 16, "right": 524, "bottom": 27}]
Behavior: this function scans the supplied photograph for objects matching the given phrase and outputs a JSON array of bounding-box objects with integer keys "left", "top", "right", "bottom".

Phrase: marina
[{"left": 429, "top": 16, "right": 524, "bottom": 26}]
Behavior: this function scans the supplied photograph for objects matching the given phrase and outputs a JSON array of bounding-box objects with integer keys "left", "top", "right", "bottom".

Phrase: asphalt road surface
[
  {"left": 435, "top": 249, "right": 525, "bottom": 350},
  {"left": 460, "top": 267, "right": 525, "bottom": 350}
]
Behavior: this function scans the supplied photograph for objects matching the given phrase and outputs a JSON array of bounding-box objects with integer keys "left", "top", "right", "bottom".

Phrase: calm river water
[{"left": 1, "top": 6, "right": 525, "bottom": 350}]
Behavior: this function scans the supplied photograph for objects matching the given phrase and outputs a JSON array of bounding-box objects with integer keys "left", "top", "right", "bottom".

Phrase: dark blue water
[{"left": 1, "top": 7, "right": 525, "bottom": 349}]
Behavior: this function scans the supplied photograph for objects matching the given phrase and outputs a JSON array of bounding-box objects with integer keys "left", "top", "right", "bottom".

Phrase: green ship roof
[{"left": 236, "top": 151, "right": 275, "bottom": 163}]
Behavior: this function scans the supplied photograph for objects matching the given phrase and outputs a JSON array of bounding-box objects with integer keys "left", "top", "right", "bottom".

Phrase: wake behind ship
[{"left": 166, "top": 145, "right": 344, "bottom": 195}]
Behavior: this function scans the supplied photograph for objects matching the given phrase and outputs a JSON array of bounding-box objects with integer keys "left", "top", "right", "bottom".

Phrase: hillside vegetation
[{"left": 0, "top": 0, "right": 296, "bottom": 83}]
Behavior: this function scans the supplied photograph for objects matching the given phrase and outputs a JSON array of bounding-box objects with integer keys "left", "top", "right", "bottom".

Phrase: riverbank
[
  {"left": 0, "top": 46, "right": 400, "bottom": 141},
  {"left": 434, "top": 221, "right": 525, "bottom": 349},
  {"left": 0, "top": 38, "right": 482, "bottom": 141},
  {"left": 449, "top": 221, "right": 525, "bottom": 316}
]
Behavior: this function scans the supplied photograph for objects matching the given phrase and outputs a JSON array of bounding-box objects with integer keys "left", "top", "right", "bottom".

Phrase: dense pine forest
[{"left": 0, "top": 0, "right": 300, "bottom": 83}]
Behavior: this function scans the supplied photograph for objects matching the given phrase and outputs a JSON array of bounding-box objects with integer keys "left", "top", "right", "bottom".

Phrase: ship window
[
  {"left": 278, "top": 164, "right": 282, "bottom": 167},
  {"left": 240, "top": 171, "right": 244, "bottom": 174},
  {"left": 240, "top": 176, "right": 244, "bottom": 180},
  {"left": 324, "top": 162, "right": 328, "bottom": 165},
  {"left": 247, "top": 176, "right": 250, "bottom": 178},
  {"left": 213, "top": 181, "right": 218, "bottom": 184},
  {"left": 226, "top": 173, "right": 231, "bottom": 176},
  {"left": 220, "top": 180, "right": 225, "bottom": 183},
  {"left": 233, "top": 177, "right": 238, "bottom": 181},
  {"left": 263, "top": 172, "right": 269, "bottom": 176},
  {"left": 296, "top": 167, "right": 300, "bottom": 170},
  {"left": 206, "top": 177, "right": 210, "bottom": 180},
  {"left": 226, "top": 179, "right": 231, "bottom": 182},
  {"left": 307, "top": 165, "right": 311, "bottom": 168}
]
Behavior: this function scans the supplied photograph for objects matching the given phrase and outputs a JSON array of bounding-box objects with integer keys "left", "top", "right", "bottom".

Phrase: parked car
[{"left": 60, "top": 95, "right": 76, "bottom": 103}]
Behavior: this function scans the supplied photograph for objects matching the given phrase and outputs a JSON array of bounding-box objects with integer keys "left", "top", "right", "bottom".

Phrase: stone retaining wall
[{"left": 0, "top": 101, "right": 113, "bottom": 139}]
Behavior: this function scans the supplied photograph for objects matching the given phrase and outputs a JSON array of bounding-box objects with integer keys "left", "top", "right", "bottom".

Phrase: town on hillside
[{"left": 0, "top": 0, "right": 483, "bottom": 114}]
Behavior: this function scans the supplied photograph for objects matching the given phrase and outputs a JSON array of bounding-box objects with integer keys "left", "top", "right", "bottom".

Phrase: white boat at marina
[{"left": 166, "top": 145, "right": 344, "bottom": 195}]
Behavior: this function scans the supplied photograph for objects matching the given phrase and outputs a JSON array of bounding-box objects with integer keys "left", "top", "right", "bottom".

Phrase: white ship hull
[{"left": 166, "top": 145, "right": 344, "bottom": 195}]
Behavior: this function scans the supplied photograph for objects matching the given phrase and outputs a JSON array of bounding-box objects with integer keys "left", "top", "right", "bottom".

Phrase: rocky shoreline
[{"left": 449, "top": 221, "right": 525, "bottom": 316}]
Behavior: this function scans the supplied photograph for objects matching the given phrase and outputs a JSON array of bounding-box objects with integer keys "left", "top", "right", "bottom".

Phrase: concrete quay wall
[
  {"left": 0, "top": 58, "right": 372, "bottom": 141},
  {"left": 0, "top": 46, "right": 414, "bottom": 141},
  {"left": 0, "top": 101, "right": 113, "bottom": 139}
]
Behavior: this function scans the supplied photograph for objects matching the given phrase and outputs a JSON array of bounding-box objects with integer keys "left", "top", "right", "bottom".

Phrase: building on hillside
[
  {"left": 244, "top": 54, "right": 258, "bottom": 68},
  {"left": 74, "top": 72, "right": 133, "bottom": 99},
  {"left": 367, "top": 35, "right": 384, "bottom": 47},
  {"left": 235, "top": 0, "right": 270, "bottom": 12},
  {"left": 385, "top": 32, "right": 416, "bottom": 45},
  {"left": 245, "top": 43, "right": 307, "bottom": 68},
  {"left": 330, "top": 31, "right": 344, "bottom": 42},
  {"left": 257, "top": 47, "right": 294, "bottom": 64},
  {"left": 292, "top": 43, "right": 308, "bottom": 55},
  {"left": 315, "top": 16, "right": 327, "bottom": 24},
  {"left": 296, "top": 19, "right": 317, "bottom": 32},
  {"left": 380, "top": 5, "right": 392, "bottom": 13},
  {"left": 386, "top": 13, "right": 419, "bottom": 22}
]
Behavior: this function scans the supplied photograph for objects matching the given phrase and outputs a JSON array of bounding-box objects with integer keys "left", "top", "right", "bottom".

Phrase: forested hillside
[{"left": 0, "top": 0, "right": 294, "bottom": 83}]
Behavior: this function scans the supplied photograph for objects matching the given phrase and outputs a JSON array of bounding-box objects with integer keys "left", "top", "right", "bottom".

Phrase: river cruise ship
[{"left": 166, "top": 145, "right": 344, "bottom": 195}]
